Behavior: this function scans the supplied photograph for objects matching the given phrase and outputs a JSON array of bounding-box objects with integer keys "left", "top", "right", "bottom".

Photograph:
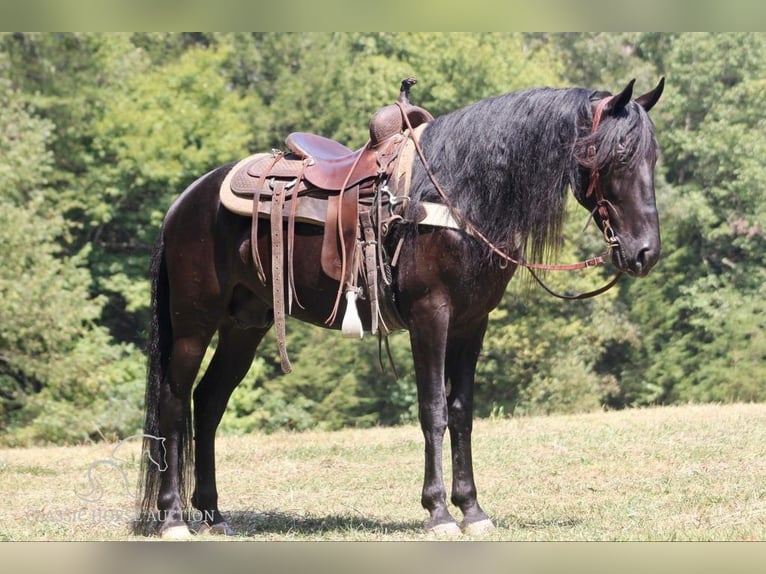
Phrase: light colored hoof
[
  {"left": 197, "top": 521, "right": 235, "bottom": 536},
  {"left": 160, "top": 525, "right": 193, "bottom": 540},
  {"left": 428, "top": 521, "right": 463, "bottom": 538},
  {"left": 461, "top": 518, "right": 495, "bottom": 536}
]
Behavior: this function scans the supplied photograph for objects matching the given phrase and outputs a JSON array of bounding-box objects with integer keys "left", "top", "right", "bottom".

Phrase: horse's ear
[
  {"left": 635, "top": 77, "right": 665, "bottom": 112},
  {"left": 605, "top": 79, "right": 635, "bottom": 114}
]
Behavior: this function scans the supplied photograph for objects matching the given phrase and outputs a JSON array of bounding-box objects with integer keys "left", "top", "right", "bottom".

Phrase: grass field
[{"left": 1, "top": 403, "right": 765, "bottom": 541}]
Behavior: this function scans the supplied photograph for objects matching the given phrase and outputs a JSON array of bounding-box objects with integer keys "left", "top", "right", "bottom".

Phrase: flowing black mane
[{"left": 408, "top": 86, "right": 657, "bottom": 264}]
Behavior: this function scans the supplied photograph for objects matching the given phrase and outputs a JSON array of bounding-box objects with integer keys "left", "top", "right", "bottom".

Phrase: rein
[{"left": 396, "top": 96, "right": 624, "bottom": 300}]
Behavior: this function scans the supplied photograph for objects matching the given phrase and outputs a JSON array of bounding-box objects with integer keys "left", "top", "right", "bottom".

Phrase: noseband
[{"left": 399, "top": 95, "right": 624, "bottom": 300}]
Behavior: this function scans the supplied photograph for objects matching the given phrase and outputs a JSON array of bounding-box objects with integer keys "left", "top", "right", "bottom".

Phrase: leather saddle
[
  {"left": 225, "top": 78, "right": 432, "bottom": 282},
  {"left": 219, "top": 78, "right": 433, "bottom": 373},
  {"left": 226, "top": 140, "right": 391, "bottom": 283}
]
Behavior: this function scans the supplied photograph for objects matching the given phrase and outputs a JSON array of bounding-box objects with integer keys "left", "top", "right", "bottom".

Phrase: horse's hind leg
[
  {"left": 156, "top": 331, "right": 214, "bottom": 539},
  {"left": 192, "top": 321, "right": 270, "bottom": 535},
  {"left": 446, "top": 318, "right": 494, "bottom": 535}
]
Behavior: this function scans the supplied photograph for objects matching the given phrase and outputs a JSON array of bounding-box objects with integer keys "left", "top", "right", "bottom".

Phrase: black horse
[{"left": 137, "top": 78, "right": 664, "bottom": 538}]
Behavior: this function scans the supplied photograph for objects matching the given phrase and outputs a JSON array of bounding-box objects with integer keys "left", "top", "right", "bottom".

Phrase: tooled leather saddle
[{"left": 219, "top": 79, "right": 442, "bottom": 373}]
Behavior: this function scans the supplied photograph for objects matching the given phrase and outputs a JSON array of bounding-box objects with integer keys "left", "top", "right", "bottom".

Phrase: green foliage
[
  {"left": 87, "top": 42, "right": 262, "bottom": 341},
  {"left": 1, "top": 33, "right": 765, "bottom": 445},
  {"left": 8, "top": 333, "right": 145, "bottom": 445},
  {"left": 0, "top": 41, "right": 145, "bottom": 444},
  {"left": 618, "top": 33, "right": 766, "bottom": 405},
  {"left": 476, "top": 199, "right": 635, "bottom": 416},
  {"left": 219, "top": 328, "right": 418, "bottom": 434},
  {"left": 546, "top": 32, "right": 659, "bottom": 90},
  {"left": 0, "top": 80, "right": 54, "bottom": 203},
  {"left": 0, "top": 196, "right": 145, "bottom": 445},
  {"left": 1, "top": 33, "right": 146, "bottom": 216},
  {"left": 380, "top": 32, "right": 563, "bottom": 116}
]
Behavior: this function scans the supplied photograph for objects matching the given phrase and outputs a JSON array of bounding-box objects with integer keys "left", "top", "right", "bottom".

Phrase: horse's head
[{"left": 576, "top": 78, "right": 665, "bottom": 277}]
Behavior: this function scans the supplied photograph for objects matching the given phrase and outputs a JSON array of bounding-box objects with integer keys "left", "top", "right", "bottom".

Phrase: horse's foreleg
[
  {"left": 409, "top": 296, "right": 460, "bottom": 535},
  {"left": 192, "top": 322, "right": 269, "bottom": 535},
  {"left": 446, "top": 318, "right": 494, "bottom": 534}
]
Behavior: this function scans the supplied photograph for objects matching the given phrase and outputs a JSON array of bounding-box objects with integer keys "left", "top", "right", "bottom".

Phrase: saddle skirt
[{"left": 222, "top": 152, "right": 341, "bottom": 227}]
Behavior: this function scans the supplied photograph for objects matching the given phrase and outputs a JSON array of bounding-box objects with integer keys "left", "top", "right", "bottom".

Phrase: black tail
[{"left": 133, "top": 235, "right": 193, "bottom": 534}]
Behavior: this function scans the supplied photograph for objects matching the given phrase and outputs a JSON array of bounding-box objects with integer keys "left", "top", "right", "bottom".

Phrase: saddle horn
[
  {"left": 369, "top": 77, "right": 433, "bottom": 146},
  {"left": 635, "top": 77, "right": 665, "bottom": 112},
  {"left": 398, "top": 77, "right": 418, "bottom": 105}
]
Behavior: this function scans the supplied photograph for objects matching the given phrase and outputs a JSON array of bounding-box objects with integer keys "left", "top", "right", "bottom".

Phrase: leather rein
[{"left": 397, "top": 96, "right": 624, "bottom": 301}]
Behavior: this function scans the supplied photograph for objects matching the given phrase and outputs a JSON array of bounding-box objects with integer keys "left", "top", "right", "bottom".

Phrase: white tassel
[{"left": 341, "top": 290, "right": 364, "bottom": 339}]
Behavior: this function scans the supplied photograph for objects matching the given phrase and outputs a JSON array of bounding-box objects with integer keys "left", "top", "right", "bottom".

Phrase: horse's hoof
[
  {"left": 197, "top": 521, "right": 235, "bottom": 536},
  {"left": 428, "top": 521, "right": 463, "bottom": 538},
  {"left": 160, "top": 525, "right": 194, "bottom": 540},
  {"left": 461, "top": 518, "right": 495, "bottom": 536}
]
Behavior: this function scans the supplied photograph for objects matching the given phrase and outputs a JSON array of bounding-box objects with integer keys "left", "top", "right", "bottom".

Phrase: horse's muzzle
[{"left": 612, "top": 240, "right": 660, "bottom": 277}]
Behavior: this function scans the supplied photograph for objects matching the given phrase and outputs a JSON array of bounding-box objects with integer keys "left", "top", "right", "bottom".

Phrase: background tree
[
  {"left": 1, "top": 32, "right": 764, "bottom": 444},
  {"left": 0, "top": 73, "right": 144, "bottom": 443},
  {"left": 619, "top": 33, "right": 766, "bottom": 404}
]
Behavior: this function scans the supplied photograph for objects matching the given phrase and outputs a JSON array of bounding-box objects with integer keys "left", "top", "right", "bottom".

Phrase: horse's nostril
[{"left": 635, "top": 245, "right": 658, "bottom": 274}]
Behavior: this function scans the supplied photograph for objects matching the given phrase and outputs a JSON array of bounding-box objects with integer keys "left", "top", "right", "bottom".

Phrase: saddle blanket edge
[{"left": 220, "top": 153, "right": 269, "bottom": 218}]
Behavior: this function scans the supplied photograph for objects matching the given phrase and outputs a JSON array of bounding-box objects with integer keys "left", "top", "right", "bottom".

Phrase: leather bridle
[{"left": 584, "top": 95, "right": 621, "bottom": 253}]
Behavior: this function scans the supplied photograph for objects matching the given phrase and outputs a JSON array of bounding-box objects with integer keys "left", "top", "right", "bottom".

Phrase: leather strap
[
  {"left": 287, "top": 160, "right": 309, "bottom": 314},
  {"left": 361, "top": 210, "right": 380, "bottom": 335},
  {"left": 270, "top": 180, "right": 291, "bottom": 373},
  {"left": 251, "top": 185, "right": 266, "bottom": 284},
  {"left": 251, "top": 152, "right": 284, "bottom": 284},
  {"left": 528, "top": 267, "right": 623, "bottom": 300},
  {"left": 327, "top": 143, "right": 369, "bottom": 326}
]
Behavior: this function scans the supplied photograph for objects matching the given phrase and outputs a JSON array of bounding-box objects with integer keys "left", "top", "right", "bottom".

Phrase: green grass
[{"left": 1, "top": 403, "right": 765, "bottom": 540}]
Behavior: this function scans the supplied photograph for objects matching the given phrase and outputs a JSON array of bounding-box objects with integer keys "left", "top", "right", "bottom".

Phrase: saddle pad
[
  {"left": 230, "top": 153, "right": 307, "bottom": 198},
  {"left": 219, "top": 153, "right": 319, "bottom": 223},
  {"left": 220, "top": 153, "right": 270, "bottom": 216}
]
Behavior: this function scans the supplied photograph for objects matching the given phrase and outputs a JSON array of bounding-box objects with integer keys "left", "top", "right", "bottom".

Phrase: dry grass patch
[{"left": 1, "top": 403, "right": 765, "bottom": 540}]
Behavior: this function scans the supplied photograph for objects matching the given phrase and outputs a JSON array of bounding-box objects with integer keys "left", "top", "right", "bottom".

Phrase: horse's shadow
[
  {"left": 207, "top": 510, "right": 424, "bottom": 538},
  {"left": 208, "top": 511, "right": 575, "bottom": 538},
  {"left": 135, "top": 510, "right": 579, "bottom": 539}
]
